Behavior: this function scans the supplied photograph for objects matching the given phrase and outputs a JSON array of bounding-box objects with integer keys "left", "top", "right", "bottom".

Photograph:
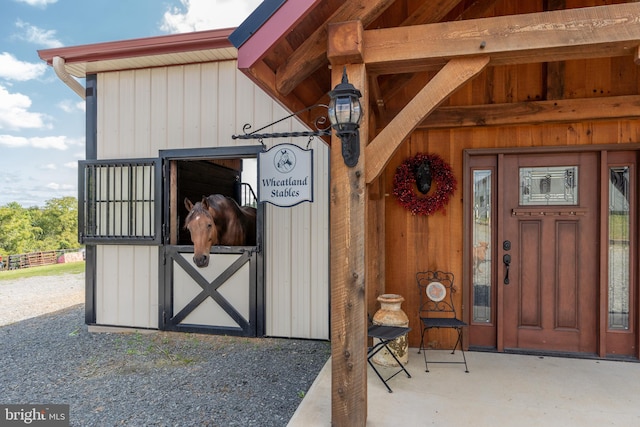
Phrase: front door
[{"left": 502, "top": 152, "right": 598, "bottom": 354}]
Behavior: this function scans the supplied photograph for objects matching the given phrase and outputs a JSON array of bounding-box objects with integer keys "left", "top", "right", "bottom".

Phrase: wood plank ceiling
[{"left": 238, "top": 0, "right": 640, "bottom": 140}]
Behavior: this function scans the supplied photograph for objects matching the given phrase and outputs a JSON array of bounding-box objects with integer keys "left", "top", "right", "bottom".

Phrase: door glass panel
[
  {"left": 519, "top": 166, "right": 578, "bottom": 205},
  {"left": 608, "top": 166, "right": 630, "bottom": 330},
  {"left": 473, "top": 170, "right": 492, "bottom": 323}
]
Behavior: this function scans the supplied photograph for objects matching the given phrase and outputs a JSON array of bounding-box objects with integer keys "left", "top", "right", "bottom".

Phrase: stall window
[{"left": 79, "top": 158, "right": 162, "bottom": 244}]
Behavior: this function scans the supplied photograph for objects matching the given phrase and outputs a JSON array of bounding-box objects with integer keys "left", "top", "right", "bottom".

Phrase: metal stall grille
[{"left": 79, "top": 159, "right": 162, "bottom": 244}]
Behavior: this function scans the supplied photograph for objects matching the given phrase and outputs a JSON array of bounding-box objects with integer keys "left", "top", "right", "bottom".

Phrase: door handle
[{"left": 503, "top": 254, "right": 511, "bottom": 285}]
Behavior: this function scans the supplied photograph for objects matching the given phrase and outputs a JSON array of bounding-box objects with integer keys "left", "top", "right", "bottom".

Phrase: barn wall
[
  {"left": 382, "top": 47, "right": 640, "bottom": 348},
  {"left": 95, "top": 245, "right": 158, "bottom": 328},
  {"left": 94, "top": 60, "right": 329, "bottom": 339}
]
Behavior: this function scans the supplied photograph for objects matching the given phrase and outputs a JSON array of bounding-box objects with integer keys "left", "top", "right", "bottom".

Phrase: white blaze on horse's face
[
  {"left": 184, "top": 198, "right": 218, "bottom": 268},
  {"left": 188, "top": 215, "right": 213, "bottom": 267}
]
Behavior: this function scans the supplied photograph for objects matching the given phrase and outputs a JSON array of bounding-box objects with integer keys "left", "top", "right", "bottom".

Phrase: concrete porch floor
[{"left": 288, "top": 349, "right": 640, "bottom": 426}]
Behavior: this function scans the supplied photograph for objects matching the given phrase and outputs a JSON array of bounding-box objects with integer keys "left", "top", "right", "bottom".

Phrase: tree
[
  {"left": 33, "top": 197, "right": 79, "bottom": 250},
  {"left": 0, "top": 197, "right": 79, "bottom": 256},
  {"left": 0, "top": 202, "right": 41, "bottom": 256}
]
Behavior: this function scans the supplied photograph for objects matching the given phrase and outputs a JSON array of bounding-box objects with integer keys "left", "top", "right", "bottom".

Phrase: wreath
[{"left": 393, "top": 153, "right": 457, "bottom": 216}]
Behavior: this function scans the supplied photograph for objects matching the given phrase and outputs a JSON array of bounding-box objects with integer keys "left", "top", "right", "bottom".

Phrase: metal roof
[
  {"left": 38, "top": 28, "right": 237, "bottom": 78},
  {"left": 229, "top": 0, "right": 287, "bottom": 48}
]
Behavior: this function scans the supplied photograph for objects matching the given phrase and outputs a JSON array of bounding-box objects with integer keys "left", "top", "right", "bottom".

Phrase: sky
[{"left": 0, "top": 0, "right": 262, "bottom": 207}]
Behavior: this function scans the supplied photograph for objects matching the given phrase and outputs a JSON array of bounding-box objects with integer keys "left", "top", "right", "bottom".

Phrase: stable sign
[{"left": 258, "top": 144, "right": 313, "bottom": 207}]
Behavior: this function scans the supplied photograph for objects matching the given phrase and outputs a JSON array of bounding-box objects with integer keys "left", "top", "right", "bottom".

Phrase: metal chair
[
  {"left": 417, "top": 270, "right": 469, "bottom": 373},
  {"left": 367, "top": 319, "right": 411, "bottom": 392}
]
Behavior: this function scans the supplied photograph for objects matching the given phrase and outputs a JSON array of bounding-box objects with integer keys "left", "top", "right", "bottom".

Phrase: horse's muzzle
[{"left": 193, "top": 254, "right": 209, "bottom": 268}]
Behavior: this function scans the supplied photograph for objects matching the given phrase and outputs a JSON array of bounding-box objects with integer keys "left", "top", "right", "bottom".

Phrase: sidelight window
[
  {"left": 472, "top": 170, "right": 492, "bottom": 323},
  {"left": 608, "top": 166, "right": 630, "bottom": 330}
]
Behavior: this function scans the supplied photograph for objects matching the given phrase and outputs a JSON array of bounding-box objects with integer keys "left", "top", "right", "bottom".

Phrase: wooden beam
[
  {"left": 275, "top": 0, "right": 394, "bottom": 96},
  {"left": 369, "top": 75, "right": 386, "bottom": 122},
  {"left": 401, "top": 0, "right": 462, "bottom": 26},
  {"left": 330, "top": 63, "right": 368, "bottom": 427},
  {"left": 237, "top": 60, "right": 332, "bottom": 146},
  {"left": 414, "top": 95, "right": 640, "bottom": 129},
  {"left": 364, "top": 3, "right": 640, "bottom": 75},
  {"left": 544, "top": 0, "right": 566, "bottom": 101},
  {"left": 365, "top": 56, "right": 489, "bottom": 184},
  {"left": 370, "top": 0, "right": 498, "bottom": 112},
  {"left": 456, "top": 0, "right": 500, "bottom": 21},
  {"left": 327, "top": 21, "right": 364, "bottom": 65}
]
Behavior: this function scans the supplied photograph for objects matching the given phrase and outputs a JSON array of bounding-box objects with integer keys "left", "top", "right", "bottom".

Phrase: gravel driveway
[
  {"left": 0, "top": 273, "right": 85, "bottom": 326},
  {"left": 0, "top": 273, "right": 330, "bottom": 426}
]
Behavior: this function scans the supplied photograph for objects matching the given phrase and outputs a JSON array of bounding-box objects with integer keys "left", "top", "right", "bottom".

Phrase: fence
[{"left": 0, "top": 249, "right": 84, "bottom": 271}]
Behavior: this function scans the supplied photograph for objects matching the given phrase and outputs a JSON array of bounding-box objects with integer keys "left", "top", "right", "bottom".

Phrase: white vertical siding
[
  {"left": 95, "top": 245, "right": 158, "bottom": 328},
  {"left": 94, "top": 60, "right": 329, "bottom": 339}
]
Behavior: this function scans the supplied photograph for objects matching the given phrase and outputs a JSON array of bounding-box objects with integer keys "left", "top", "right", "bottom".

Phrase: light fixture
[
  {"left": 328, "top": 67, "right": 362, "bottom": 167},
  {"left": 232, "top": 67, "right": 363, "bottom": 168}
]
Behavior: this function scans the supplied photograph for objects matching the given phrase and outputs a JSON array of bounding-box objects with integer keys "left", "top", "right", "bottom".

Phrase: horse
[{"left": 184, "top": 194, "right": 257, "bottom": 268}]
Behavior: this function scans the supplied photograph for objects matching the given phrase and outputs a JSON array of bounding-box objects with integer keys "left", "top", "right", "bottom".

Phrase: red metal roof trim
[
  {"left": 38, "top": 27, "right": 235, "bottom": 65},
  {"left": 236, "top": 0, "right": 321, "bottom": 70}
]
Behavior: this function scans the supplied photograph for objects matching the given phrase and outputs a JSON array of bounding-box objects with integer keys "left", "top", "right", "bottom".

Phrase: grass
[
  {"left": 0, "top": 261, "right": 85, "bottom": 281},
  {"left": 114, "top": 331, "right": 198, "bottom": 365}
]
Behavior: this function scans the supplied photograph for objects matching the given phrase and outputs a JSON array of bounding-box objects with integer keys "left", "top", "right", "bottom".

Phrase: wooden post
[{"left": 328, "top": 21, "right": 369, "bottom": 427}]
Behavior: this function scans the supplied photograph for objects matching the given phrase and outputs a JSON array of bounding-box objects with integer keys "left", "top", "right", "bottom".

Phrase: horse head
[
  {"left": 184, "top": 197, "right": 219, "bottom": 268},
  {"left": 184, "top": 194, "right": 258, "bottom": 268},
  {"left": 202, "top": 194, "right": 250, "bottom": 246}
]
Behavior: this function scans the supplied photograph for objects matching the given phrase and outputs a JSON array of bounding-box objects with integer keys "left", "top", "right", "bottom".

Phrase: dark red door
[{"left": 502, "top": 153, "right": 598, "bottom": 354}]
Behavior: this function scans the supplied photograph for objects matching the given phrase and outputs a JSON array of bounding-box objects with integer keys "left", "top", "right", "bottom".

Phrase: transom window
[{"left": 519, "top": 166, "right": 578, "bottom": 206}]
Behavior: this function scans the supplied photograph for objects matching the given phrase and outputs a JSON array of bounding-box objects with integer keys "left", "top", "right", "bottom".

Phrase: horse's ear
[
  {"left": 184, "top": 198, "right": 194, "bottom": 211},
  {"left": 201, "top": 196, "right": 209, "bottom": 209}
]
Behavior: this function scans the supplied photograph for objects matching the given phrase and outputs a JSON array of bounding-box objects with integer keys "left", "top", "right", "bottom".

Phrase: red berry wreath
[{"left": 392, "top": 153, "right": 457, "bottom": 216}]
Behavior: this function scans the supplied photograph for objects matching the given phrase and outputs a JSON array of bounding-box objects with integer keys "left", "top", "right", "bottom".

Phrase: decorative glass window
[
  {"left": 608, "top": 166, "right": 630, "bottom": 330},
  {"left": 519, "top": 166, "right": 578, "bottom": 206},
  {"left": 472, "top": 170, "right": 492, "bottom": 323}
]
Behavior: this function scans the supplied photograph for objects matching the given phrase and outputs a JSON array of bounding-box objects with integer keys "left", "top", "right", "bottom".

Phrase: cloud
[
  {"left": 43, "top": 163, "right": 56, "bottom": 170},
  {"left": 0, "top": 170, "right": 21, "bottom": 184},
  {"left": 14, "top": 0, "right": 58, "bottom": 7},
  {"left": 0, "top": 52, "right": 47, "bottom": 81},
  {"left": 64, "top": 137, "right": 85, "bottom": 148},
  {"left": 0, "top": 173, "right": 76, "bottom": 207},
  {"left": 0, "top": 134, "right": 71, "bottom": 150},
  {"left": 161, "top": 0, "right": 262, "bottom": 33},
  {"left": 14, "top": 20, "right": 63, "bottom": 48},
  {"left": 57, "top": 99, "right": 84, "bottom": 113},
  {"left": 64, "top": 161, "right": 78, "bottom": 169},
  {"left": 0, "top": 85, "right": 48, "bottom": 130},
  {"left": 45, "top": 182, "right": 74, "bottom": 191},
  {"left": 0, "top": 135, "right": 27, "bottom": 147},
  {"left": 30, "top": 136, "right": 69, "bottom": 150}
]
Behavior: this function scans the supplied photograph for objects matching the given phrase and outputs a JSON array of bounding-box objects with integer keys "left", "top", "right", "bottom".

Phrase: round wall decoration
[
  {"left": 426, "top": 282, "right": 446, "bottom": 302},
  {"left": 392, "top": 153, "right": 457, "bottom": 216}
]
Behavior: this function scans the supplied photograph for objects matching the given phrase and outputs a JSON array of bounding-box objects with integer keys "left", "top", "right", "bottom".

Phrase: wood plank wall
[{"left": 379, "top": 34, "right": 640, "bottom": 348}]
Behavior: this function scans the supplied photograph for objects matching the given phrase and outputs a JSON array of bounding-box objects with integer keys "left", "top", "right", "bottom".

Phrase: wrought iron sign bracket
[
  {"left": 232, "top": 67, "right": 362, "bottom": 167},
  {"left": 232, "top": 104, "right": 332, "bottom": 148}
]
